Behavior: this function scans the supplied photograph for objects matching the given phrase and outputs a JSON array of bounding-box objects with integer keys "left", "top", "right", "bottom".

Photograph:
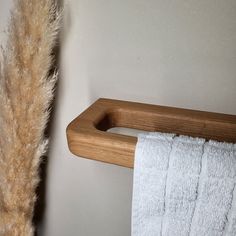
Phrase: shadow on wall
[{"left": 33, "top": 0, "right": 65, "bottom": 235}]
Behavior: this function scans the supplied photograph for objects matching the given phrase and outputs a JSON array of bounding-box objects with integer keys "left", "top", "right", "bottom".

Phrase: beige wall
[{"left": 1, "top": 0, "right": 236, "bottom": 235}]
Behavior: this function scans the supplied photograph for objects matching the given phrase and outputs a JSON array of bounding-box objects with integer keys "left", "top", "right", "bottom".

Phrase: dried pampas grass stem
[{"left": 0, "top": 0, "right": 60, "bottom": 235}]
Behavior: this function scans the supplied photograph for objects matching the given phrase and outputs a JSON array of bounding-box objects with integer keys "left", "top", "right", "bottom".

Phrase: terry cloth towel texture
[{"left": 132, "top": 132, "right": 236, "bottom": 236}]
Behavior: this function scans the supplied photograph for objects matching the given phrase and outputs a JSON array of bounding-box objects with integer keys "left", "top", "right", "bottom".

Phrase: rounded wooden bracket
[{"left": 66, "top": 98, "right": 236, "bottom": 168}]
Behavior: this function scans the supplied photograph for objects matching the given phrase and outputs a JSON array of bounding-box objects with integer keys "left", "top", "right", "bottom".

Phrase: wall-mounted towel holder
[{"left": 66, "top": 98, "right": 236, "bottom": 168}]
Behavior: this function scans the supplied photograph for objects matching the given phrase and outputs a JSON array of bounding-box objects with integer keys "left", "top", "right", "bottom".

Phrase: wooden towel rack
[{"left": 66, "top": 98, "right": 236, "bottom": 168}]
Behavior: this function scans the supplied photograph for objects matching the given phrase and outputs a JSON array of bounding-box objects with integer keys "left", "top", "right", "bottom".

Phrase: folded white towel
[{"left": 132, "top": 132, "right": 236, "bottom": 236}]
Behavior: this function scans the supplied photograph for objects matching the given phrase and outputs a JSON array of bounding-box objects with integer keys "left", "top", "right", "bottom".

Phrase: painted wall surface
[{"left": 0, "top": 1, "right": 236, "bottom": 235}]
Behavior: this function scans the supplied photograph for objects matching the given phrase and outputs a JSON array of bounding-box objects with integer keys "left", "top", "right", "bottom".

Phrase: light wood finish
[{"left": 66, "top": 98, "right": 236, "bottom": 168}]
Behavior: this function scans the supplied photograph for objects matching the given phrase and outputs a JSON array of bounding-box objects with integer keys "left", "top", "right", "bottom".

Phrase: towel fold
[{"left": 132, "top": 132, "right": 236, "bottom": 236}]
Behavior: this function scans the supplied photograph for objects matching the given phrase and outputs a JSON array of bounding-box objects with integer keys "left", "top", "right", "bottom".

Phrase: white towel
[{"left": 132, "top": 132, "right": 236, "bottom": 236}]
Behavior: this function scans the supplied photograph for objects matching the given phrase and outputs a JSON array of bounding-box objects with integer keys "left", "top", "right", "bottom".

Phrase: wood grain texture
[{"left": 66, "top": 98, "right": 236, "bottom": 168}]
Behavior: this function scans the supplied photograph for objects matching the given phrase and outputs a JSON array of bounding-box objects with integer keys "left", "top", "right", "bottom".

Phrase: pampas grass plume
[{"left": 0, "top": 0, "right": 61, "bottom": 235}]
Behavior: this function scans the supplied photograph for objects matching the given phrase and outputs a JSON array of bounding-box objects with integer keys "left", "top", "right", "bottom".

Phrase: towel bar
[{"left": 66, "top": 98, "right": 236, "bottom": 168}]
